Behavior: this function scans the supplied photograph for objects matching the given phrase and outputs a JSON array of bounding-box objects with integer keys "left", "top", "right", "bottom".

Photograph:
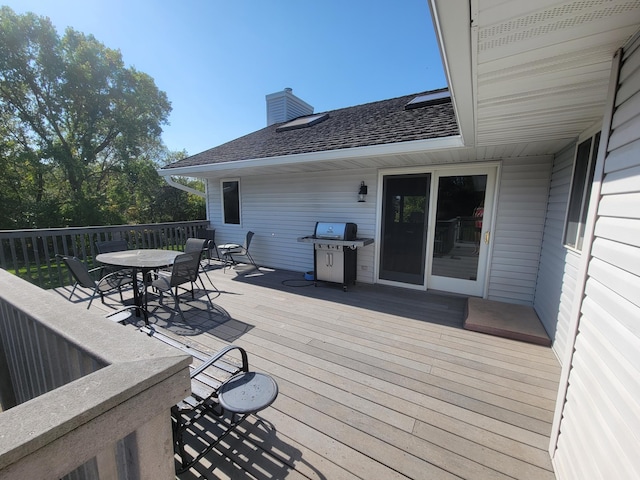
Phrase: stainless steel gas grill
[{"left": 298, "top": 222, "right": 374, "bottom": 291}]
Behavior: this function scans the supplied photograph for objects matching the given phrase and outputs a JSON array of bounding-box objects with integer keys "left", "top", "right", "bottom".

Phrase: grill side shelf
[{"left": 297, "top": 237, "right": 374, "bottom": 248}]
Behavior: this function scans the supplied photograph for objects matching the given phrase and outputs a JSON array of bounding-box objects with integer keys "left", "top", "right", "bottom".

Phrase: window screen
[
  {"left": 222, "top": 180, "right": 240, "bottom": 225},
  {"left": 564, "top": 132, "right": 600, "bottom": 250}
]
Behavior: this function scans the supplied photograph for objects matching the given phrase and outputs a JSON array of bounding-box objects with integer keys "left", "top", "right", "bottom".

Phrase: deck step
[{"left": 464, "top": 297, "right": 552, "bottom": 346}]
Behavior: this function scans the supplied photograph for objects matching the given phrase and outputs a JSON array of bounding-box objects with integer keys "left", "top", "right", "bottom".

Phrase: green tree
[
  {"left": 148, "top": 149, "right": 206, "bottom": 222},
  {"left": 104, "top": 146, "right": 202, "bottom": 224},
  {"left": 0, "top": 7, "right": 171, "bottom": 227}
]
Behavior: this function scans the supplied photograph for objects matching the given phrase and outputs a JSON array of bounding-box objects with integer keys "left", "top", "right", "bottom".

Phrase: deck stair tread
[{"left": 464, "top": 297, "right": 552, "bottom": 346}]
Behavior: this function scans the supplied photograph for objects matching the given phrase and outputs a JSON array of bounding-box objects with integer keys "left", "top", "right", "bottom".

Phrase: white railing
[
  {"left": 0, "top": 270, "right": 191, "bottom": 479},
  {"left": 0, "top": 221, "right": 209, "bottom": 289}
]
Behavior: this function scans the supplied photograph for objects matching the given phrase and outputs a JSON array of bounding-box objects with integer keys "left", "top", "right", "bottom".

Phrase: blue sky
[{"left": 3, "top": 1, "right": 446, "bottom": 156}]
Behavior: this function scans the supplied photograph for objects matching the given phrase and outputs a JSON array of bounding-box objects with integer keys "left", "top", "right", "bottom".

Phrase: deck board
[{"left": 77, "top": 262, "right": 561, "bottom": 479}]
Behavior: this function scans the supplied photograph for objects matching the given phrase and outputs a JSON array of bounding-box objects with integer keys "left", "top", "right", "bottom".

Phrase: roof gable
[{"left": 163, "top": 89, "right": 458, "bottom": 170}]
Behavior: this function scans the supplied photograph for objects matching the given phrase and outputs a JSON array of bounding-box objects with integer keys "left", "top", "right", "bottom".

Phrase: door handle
[{"left": 485, "top": 231, "right": 490, "bottom": 244}]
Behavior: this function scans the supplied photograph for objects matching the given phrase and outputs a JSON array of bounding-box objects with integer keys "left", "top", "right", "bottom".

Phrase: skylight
[
  {"left": 276, "top": 113, "right": 329, "bottom": 132},
  {"left": 405, "top": 90, "right": 450, "bottom": 110}
]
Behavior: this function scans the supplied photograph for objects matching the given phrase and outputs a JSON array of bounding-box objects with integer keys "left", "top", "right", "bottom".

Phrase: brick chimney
[{"left": 266, "top": 88, "right": 314, "bottom": 126}]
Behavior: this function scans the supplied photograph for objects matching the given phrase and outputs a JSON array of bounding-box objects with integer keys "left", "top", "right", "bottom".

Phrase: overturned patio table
[{"left": 96, "top": 249, "right": 181, "bottom": 321}]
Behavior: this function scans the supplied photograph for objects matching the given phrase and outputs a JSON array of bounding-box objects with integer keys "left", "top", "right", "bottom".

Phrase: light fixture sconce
[{"left": 358, "top": 181, "right": 368, "bottom": 202}]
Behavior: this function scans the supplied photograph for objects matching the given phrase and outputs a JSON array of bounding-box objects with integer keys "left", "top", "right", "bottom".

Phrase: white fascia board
[
  {"left": 429, "top": 0, "right": 476, "bottom": 146},
  {"left": 157, "top": 135, "right": 464, "bottom": 178}
]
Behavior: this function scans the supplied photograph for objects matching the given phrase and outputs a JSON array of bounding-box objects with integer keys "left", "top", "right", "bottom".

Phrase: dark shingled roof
[{"left": 163, "top": 89, "right": 458, "bottom": 170}]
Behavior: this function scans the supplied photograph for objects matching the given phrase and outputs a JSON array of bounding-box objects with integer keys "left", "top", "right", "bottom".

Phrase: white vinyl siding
[
  {"left": 553, "top": 34, "right": 640, "bottom": 480},
  {"left": 487, "top": 156, "right": 553, "bottom": 305},
  {"left": 207, "top": 169, "right": 378, "bottom": 283},
  {"left": 266, "top": 89, "right": 314, "bottom": 126},
  {"left": 534, "top": 143, "right": 577, "bottom": 361}
]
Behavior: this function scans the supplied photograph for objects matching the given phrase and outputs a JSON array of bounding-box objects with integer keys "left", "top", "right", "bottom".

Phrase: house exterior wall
[
  {"left": 534, "top": 143, "right": 577, "bottom": 360},
  {"left": 207, "top": 168, "right": 379, "bottom": 283},
  {"left": 207, "top": 156, "right": 556, "bottom": 306},
  {"left": 552, "top": 35, "right": 640, "bottom": 479},
  {"left": 487, "top": 156, "right": 553, "bottom": 305}
]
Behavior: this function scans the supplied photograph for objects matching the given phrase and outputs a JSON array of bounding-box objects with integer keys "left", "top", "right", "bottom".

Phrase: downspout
[{"left": 161, "top": 175, "right": 206, "bottom": 199}]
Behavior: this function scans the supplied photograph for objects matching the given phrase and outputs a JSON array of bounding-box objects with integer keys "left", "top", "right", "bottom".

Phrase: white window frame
[
  {"left": 220, "top": 178, "right": 241, "bottom": 226},
  {"left": 563, "top": 131, "right": 600, "bottom": 251}
]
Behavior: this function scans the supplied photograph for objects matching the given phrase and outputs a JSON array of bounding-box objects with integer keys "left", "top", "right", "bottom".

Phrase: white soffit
[
  {"left": 475, "top": 0, "right": 640, "bottom": 147},
  {"left": 433, "top": 0, "right": 640, "bottom": 153}
]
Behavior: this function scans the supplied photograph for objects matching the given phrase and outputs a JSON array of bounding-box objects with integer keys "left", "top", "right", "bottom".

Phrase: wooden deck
[{"left": 72, "top": 261, "right": 561, "bottom": 479}]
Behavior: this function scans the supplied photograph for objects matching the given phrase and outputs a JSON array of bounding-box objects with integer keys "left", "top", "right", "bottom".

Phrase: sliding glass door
[
  {"left": 379, "top": 174, "right": 430, "bottom": 285},
  {"left": 428, "top": 170, "right": 494, "bottom": 296},
  {"left": 378, "top": 167, "right": 495, "bottom": 296}
]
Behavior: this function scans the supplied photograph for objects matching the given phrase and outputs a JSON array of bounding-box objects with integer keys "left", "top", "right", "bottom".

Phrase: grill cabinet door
[{"left": 315, "top": 245, "right": 344, "bottom": 284}]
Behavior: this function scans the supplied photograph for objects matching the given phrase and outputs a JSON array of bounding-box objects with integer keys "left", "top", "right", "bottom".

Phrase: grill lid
[{"left": 314, "top": 222, "right": 357, "bottom": 240}]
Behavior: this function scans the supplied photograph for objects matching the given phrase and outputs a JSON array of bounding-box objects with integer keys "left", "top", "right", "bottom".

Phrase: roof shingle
[{"left": 163, "top": 89, "right": 458, "bottom": 170}]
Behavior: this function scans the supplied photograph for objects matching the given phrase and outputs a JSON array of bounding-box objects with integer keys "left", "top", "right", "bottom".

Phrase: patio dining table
[{"left": 96, "top": 249, "right": 181, "bottom": 322}]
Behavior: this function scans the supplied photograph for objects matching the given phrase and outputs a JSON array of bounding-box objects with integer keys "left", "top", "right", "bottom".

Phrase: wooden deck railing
[
  {"left": 0, "top": 270, "right": 191, "bottom": 479},
  {"left": 0, "top": 220, "right": 209, "bottom": 289}
]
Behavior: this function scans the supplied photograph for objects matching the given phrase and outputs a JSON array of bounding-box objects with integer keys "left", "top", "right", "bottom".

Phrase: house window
[
  {"left": 221, "top": 179, "right": 240, "bottom": 225},
  {"left": 564, "top": 132, "right": 600, "bottom": 251}
]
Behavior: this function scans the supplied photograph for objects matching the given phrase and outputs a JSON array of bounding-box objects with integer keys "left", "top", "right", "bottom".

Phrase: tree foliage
[{"left": 0, "top": 7, "right": 203, "bottom": 229}]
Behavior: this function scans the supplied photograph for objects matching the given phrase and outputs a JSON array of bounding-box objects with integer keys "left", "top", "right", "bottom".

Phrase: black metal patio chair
[
  {"left": 95, "top": 239, "right": 133, "bottom": 277},
  {"left": 218, "top": 231, "right": 259, "bottom": 272},
  {"left": 139, "top": 325, "right": 278, "bottom": 474},
  {"left": 184, "top": 237, "right": 219, "bottom": 292},
  {"left": 149, "top": 252, "right": 214, "bottom": 321},
  {"left": 95, "top": 239, "right": 128, "bottom": 254},
  {"left": 196, "top": 227, "right": 220, "bottom": 263},
  {"left": 58, "top": 255, "right": 134, "bottom": 309}
]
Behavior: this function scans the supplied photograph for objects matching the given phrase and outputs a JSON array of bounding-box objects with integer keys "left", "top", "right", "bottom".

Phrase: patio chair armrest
[
  {"left": 97, "top": 269, "right": 134, "bottom": 288},
  {"left": 190, "top": 345, "right": 249, "bottom": 378},
  {"left": 139, "top": 326, "right": 249, "bottom": 377},
  {"left": 218, "top": 243, "right": 241, "bottom": 250}
]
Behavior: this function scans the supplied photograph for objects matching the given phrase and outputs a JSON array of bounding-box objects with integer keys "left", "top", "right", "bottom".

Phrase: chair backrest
[
  {"left": 184, "top": 238, "right": 208, "bottom": 256},
  {"left": 196, "top": 228, "right": 215, "bottom": 242},
  {"left": 170, "top": 253, "right": 201, "bottom": 287},
  {"left": 61, "top": 256, "right": 96, "bottom": 288},
  {"left": 244, "top": 231, "right": 255, "bottom": 250},
  {"left": 96, "top": 240, "right": 128, "bottom": 254}
]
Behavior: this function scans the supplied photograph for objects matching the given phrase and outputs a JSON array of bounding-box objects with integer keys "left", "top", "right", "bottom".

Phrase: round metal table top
[
  {"left": 96, "top": 249, "right": 181, "bottom": 269},
  {"left": 218, "top": 372, "right": 279, "bottom": 414}
]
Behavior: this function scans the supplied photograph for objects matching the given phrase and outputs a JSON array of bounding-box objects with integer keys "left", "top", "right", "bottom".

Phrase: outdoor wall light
[{"left": 358, "top": 181, "right": 368, "bottom": 202}]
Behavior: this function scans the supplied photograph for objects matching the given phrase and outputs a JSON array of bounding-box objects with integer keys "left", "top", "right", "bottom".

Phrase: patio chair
[
  {"left": 184, "top": 238, "right": 219, "bottom": 292},
  {"left": 95, "top": 239, "right": 132, "bottom": 277},
  {"left": 218, "top": 231, "right": 259, "bottom": 272},
  {"left": 139, "top": 325, "right": 278, "bottom": 474},
  {"left": 149, "top": 252, "right": 214, "bottom": 321},
  {"left": 95, "top": 239, "right": 128, "bottom": 254},
  {"left": 196, "top": 227, "right": 220, "bottom": 263},
  {"left": 58, "top": 255, "right": 134, "bottom": 309}
]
